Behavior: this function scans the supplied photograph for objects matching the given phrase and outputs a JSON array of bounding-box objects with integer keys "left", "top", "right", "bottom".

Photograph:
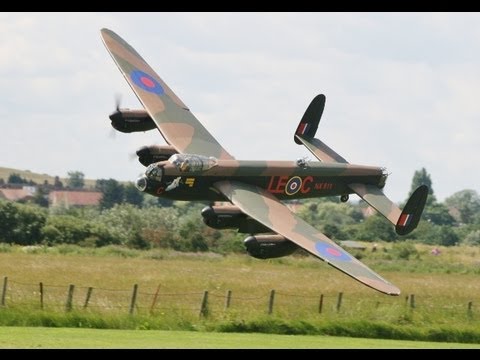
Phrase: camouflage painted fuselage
[{"left": 140, "top": 159, "right": 386, "bottom": 202}]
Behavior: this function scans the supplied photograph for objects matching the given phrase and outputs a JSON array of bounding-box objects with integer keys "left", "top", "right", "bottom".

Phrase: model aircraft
[{"left": 101, "top": 28, "right": 428, "bottom": 296}]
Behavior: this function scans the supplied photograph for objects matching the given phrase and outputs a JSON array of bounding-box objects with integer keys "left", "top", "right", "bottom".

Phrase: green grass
[
  {"left": 0, "top": 326, "right": 478, "bottom": 349},
  {"left": 0, "top": 246, "right": 480, "bottom": 343}
]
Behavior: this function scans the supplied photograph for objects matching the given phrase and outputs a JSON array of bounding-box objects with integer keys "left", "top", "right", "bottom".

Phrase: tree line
[{"left": 0, "top": 168, "right": 479, "bottom": 252}]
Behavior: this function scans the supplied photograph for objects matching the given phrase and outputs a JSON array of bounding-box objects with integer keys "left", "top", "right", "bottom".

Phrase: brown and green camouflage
[{"left": 101, "top": 28, "right": 429, "bottom": 296}]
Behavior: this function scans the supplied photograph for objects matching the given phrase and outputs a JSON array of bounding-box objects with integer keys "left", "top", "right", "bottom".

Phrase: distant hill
[{"left": 0, "top": 166, "right": 97, "bottom": 189}]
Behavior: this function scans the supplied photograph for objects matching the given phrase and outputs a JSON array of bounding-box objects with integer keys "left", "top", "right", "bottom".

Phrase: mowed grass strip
[{"left": 0, "top": 326, "right": 478, "bottom": 349}]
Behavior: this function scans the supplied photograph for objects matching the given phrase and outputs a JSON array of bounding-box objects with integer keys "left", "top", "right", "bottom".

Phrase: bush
[
  {"left": 390, "top": 242, "right": 419, "bottom": 260},
  {"left": 0, "top": 201, "right": 47, "bottom": 245},
  {"left": 464, "top": 230, "right": 480, "bottom": 245},
  {"left": 42, "top": 215, "right": 119, "bottom": 247}
]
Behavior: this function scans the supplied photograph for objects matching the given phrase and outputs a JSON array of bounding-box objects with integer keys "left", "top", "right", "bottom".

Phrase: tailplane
[
  {"left": 349, "top": 183, "right": 428, "bottom": 236},
  {"left": 294, "top": 94, "right": 348, "bottom": 164}
]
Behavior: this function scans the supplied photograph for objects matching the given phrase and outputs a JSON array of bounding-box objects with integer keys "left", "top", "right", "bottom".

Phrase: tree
[
  {"left": 42, "top": 215, "right": 119, "bottom": 246},
  {"left": 124, "top": 183, "right": 143, "bottom": 207},
  {"left": 464, "top": 230, "right": 480, "bottom": 245},
  {"left": 32, "top": 186, "right": 49, "bottom": 208},
  {"left": 408, "top": 168, "right": 436, "bottom": 204},
  {"left": 0, "top": 201, "right": 18, "bottom": 243},
  {"left": 298, "top": 201, "right": 361, "bottom": 229},
  {"left": 95, "top": 203, "right": 149, "bottom": 247},
  {"left": 54, "top": 176, "right": 64, "bottom": 189},
  {"left": 423, "top": 202, "right": 456, "bottom": 226},
  {"left": 8, "top": 173, "right": 28, "bottom": 185},
  {"left": 96, "top": 179, "right": 124, "bottom": 210},
  {"left": 156, "top": 197, "right": 173, "bottom": 207},
  {"left": 177, "top": 218, "right": 209, "bottom": 252},
  {"left": 14, "top": 204, "right": 48, "bottom": 245},
  {"left": 66, "top": 171, "right": 85, "bottom": 189},
  {"left": 0, "top": 201, "right": 46, "bottom": 245},
  {"left": 410, "top": 221, "right": 459, "bottom": 246},
  {"left": 444, "top": 190, "right": 480, "bottom": 225},
  {"left": 355, "top": 214, "right": 397, "bottom": 242},
  {"left": 433, "top": 225, "right": 460, "bottom": 246}
]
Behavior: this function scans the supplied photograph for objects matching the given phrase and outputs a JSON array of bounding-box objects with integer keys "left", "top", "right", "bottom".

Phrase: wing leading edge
[
  {"left": 100, "top": 28, "right": 234, "bottom": 160},
  {"left": 214, "top": 180, "right": 400, "bottom": 296}
]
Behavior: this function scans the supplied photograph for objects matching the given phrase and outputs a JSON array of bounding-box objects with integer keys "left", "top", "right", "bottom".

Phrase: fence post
[
  {"left": 224, "top": 290, "right": 232, "bottom": 311},
  {"left": 268, "top": 289, "right": 275, "bottom": 315},
  {"left": 318, "top": 294, "right": 324, "bottom": 314},
  {"left": 150, "top": 284, "right": 161, "bottom": 314},
  {"left": 409, "top": 294, "right": 415, "bottom": 309},
  {"left": 336, "top": 292, "right": 343, "bottom": 312},
  {"left": 65, "top": 284, "right": 75, "bottom": 312},
  {"left": 199, "top": 290, "right": 209, "bottom": 318},
  {"left": 39, "top": 282, "right": 44, "bottom": 310},
  {"left": 129, "top": 284, "right": 138, "bottom": 315},
  {"left": 83, "top": 287, "right": 93, "bottom": 309},
  {"left": 468, "top": 301, "right": 473, "bottom": 318},
  {"left": 0, "top": 276, "right": 7, "bottom": 307}
]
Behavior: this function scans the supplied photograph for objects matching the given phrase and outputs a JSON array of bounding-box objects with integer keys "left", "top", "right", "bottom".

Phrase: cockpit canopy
[
  {"left": 144, "top": 154, "right": 218, "bottom": 182},
  {"left": 168, "top": 154, "right": 218, "bottom": 173},
  {"left": 145, "top": 163, "right": 163, "bottom": 181}
]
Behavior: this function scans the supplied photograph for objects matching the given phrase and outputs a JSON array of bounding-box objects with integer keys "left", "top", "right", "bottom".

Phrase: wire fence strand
[{"left": 1, "top": 276, "right": 478, "bottom": 319}]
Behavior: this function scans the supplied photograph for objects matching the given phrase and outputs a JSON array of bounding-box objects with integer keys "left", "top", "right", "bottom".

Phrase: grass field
[
  {"left": 0, "top": 326, "right": 478, "bottom": 349},
  {"left": 0, "top": 166, "right": 97, "bottom": 188},
  {"left": 0, "top": 245, "right": 480, "bottom": 344}
]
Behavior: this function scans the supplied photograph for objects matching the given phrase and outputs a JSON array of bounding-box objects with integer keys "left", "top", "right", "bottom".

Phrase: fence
[{"left": 0, "top": 276, "right": 476, "bottom": 320}]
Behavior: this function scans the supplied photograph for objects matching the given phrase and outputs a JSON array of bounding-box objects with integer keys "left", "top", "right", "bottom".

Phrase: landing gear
[{"left": 340, "top": 194, "right": 349, "bottom": 203}]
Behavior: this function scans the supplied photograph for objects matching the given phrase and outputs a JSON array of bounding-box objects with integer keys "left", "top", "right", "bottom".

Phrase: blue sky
[{"left": 0, "top": 12, "right": 479, "bottom": 202}]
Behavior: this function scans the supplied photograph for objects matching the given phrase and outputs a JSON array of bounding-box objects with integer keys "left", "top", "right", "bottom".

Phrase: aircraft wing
[
  {"left": 213, "top": 180, "right": 400, "bottom": 296},
  {"left": 100, "top": 28, "right": 234, "bottom": 160}
]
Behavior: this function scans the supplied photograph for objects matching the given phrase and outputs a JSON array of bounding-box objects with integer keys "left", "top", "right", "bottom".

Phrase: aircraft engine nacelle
[
  {"left": 136, "top": 145, "right": 178, "bottom": 167},
  {"left": 244, "top": 235, "right": 299, "bottom": 259},
  {"left": 109, "top": 108, "right": 156, "bottom": 133},
  {"left": 201, "top": 205, "right": 271, "bottom": 234}
]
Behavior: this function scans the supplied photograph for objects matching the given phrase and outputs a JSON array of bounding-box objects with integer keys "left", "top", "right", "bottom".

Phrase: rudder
[
  {"left": 395, "top": 185, "right": 429, "bottom": 235},
  {"left": 294, "top": 94, "right": 326, "bottom": 144}
]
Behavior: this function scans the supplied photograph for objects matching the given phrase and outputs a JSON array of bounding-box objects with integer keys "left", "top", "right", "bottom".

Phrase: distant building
[
  {"left": 49, "top": 190, "right": 102, "bottom": 208},
  {"left": 0, "top": 186, "right": 36, "bottom": 202}
]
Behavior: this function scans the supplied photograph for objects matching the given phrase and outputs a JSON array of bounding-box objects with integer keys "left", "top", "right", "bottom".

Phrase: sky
[{"left": 0, "top": 12, "right": 479, "bottom": 203}]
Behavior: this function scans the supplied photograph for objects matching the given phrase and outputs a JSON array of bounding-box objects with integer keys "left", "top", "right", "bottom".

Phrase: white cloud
[{"left": 0, "top": 12, "right": 478, "bottom": 203}]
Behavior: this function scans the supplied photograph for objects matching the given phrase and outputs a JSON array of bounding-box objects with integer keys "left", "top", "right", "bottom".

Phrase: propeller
[
  {"left": 128, "top": 151, "right": 138, "bottom": 162},
  {"left": 109, "top": 127, "right": 117, "bottom": 139},
  {"left": 109, "top": 94, "right": 122, "bottom": 121},
  {"left": 109, "top": 94, "right": 123, "bottom": 136},
  {"left": 114, "top": 93, "right": 122, "bottom": 112}
]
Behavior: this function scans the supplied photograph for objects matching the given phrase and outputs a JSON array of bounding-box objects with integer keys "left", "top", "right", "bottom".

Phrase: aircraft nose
[
  {"left": 135, "top": 176, "right": 148, "bottom": 192},
  {"left": 108, "top": 110, "right": 123, "bottom": 129}
]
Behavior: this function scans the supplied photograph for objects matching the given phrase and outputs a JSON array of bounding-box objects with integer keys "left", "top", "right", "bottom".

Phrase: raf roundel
[
  {"left": 285, "top": 176, "right": 302, "bottom": 196},
  {"left": 130, "top": 70, "right": 164, "bottom": 95},
  {"left": 315, "top": 242, "right": 351, "bottom": 262}
]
